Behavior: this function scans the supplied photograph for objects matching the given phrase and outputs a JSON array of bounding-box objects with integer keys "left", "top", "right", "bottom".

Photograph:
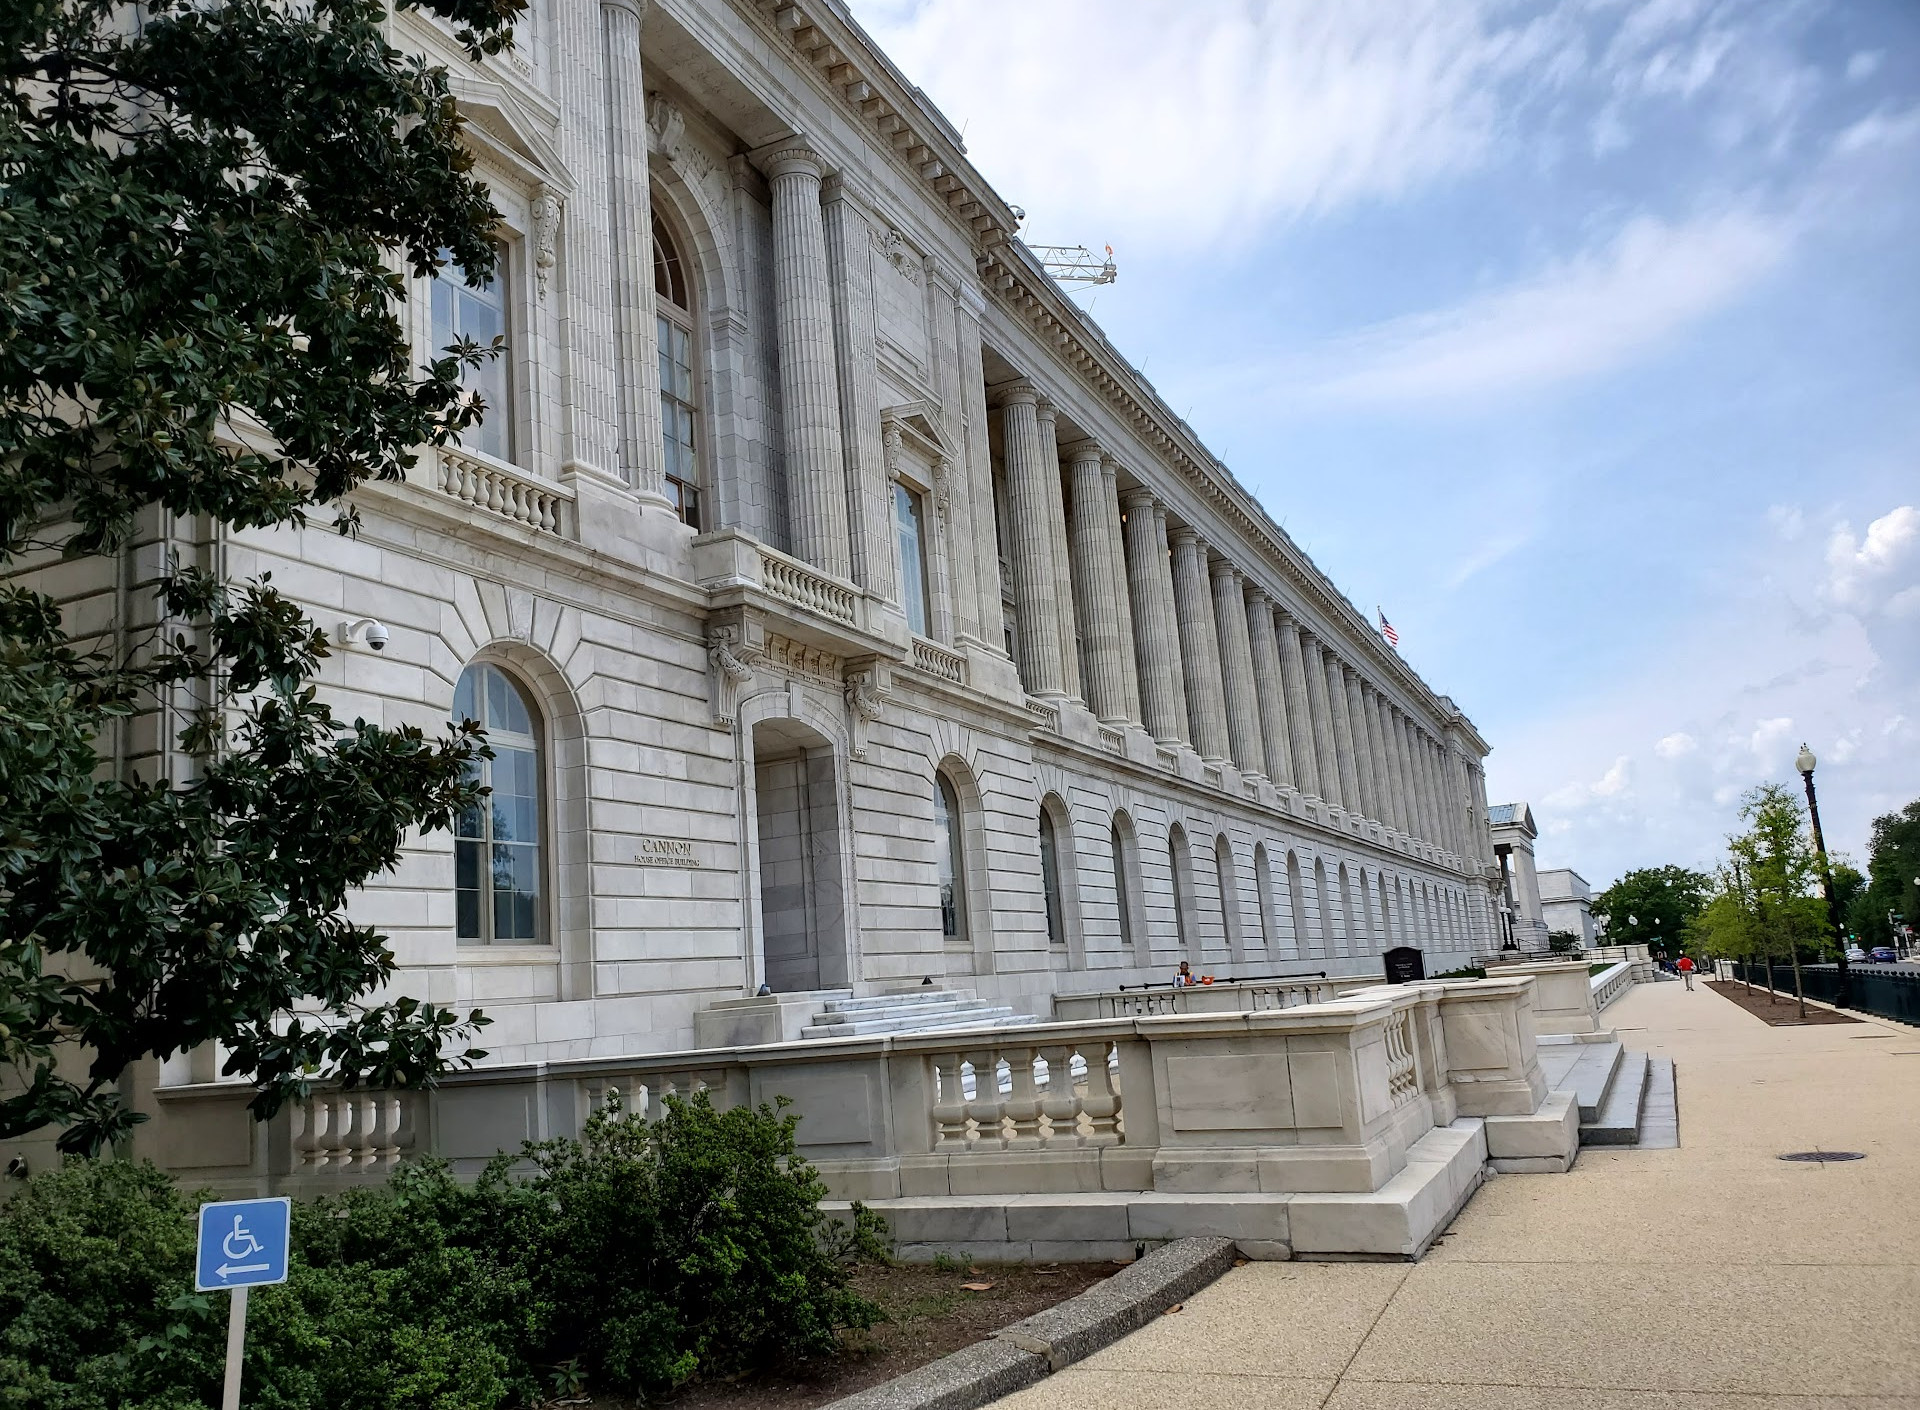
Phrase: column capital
[
  {"left": 1245, "top": 584, "right": 1272, "bottom": 609},
  {"left": 1034, "top": 401, "right": 1060, "bottom": 429},
  {"left": 1167, "top": 523, "right": 1202, "bottom": 550},
  {"left": 990, "top": 379, "right": 1039, "bottom": 410},
  {"left": 601, "top": 0, "right": 646, "bottom": 17},
  {"left": 1119, "top": 485, "right": 1158, "bottom": 514},
  {"left": 1060, "top": 438, "right": 1103, "bottom": 468},
  {"left": 1207, "top": 556, "right": 1242, "bottom": 584},
  {"left": 754, "top": 139, "right": 827, "bottom": 181}
]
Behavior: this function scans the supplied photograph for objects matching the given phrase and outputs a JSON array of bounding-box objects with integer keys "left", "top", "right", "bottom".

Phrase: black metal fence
[{"left": 1728, "top": 962, "right": 1920, "bottom": 1028}]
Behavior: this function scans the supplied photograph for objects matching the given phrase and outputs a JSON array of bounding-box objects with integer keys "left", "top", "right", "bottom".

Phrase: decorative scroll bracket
[
  {"left": 843, "top": 660, "right": 891, "bottom": 760},
  {"left": 707, "top": 623, "right": 759, "bottom": 729}
]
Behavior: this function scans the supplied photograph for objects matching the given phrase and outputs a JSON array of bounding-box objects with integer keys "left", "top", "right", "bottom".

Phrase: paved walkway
[{"left": 997, "top": 980, "right": 1920, "bottom": 1408}]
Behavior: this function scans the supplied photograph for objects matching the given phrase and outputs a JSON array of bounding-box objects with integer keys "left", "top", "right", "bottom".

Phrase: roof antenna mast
[{"left": 1030, "top": 243, "right": 1117, "bottom": 287}]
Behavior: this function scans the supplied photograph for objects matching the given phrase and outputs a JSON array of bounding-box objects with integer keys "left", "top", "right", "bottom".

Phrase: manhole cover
[{"left": 1777, "top": 1151, "right": 1866, "bottom": 1163}]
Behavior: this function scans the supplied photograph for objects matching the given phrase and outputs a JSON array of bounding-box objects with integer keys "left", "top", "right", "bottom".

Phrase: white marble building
[
  {"left": 78, "top": 0, "right": 1507, "bottom": 1077},
  {"left": 1538, "top": 868, "right": 1598, "bottom": 945},
  {"left": 1489, "top": 804, "right": 1550, "bottom": 951}
]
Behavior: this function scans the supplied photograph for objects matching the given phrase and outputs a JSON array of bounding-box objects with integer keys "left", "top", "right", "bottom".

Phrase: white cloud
[
  {"left": 849, "top": 0, "right": 1584, "bottom": 249},
  {"left": 1747, "top": 716, "right": 1795, "bottom": 759},
  {"left": 1825, "top": 505, "right": 1920, "bottom": 617},
  {"left": 1654, "top": 732, "right": 1697, "bottom": 759},
  {"left": 1834, "top": 105, "right": 1920, "bottom": 156},
  {"left": 1846, "top": 50, "right": 1884, "bottom": 82},
  {"left": 1276, "top": 207, "right": 1792, "bottom": 406}
]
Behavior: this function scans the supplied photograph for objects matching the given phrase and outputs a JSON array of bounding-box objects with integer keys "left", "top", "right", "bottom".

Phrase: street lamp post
[{"left": 1796, "top": 744, "right": 1849, "bottom": 1009}]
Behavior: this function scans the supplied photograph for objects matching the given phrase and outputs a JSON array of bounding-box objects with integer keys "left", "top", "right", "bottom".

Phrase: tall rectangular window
[
  {"left": 431, "top": 246, "right": 511, "bottom": 462},
  {"left": 658, "top": 312, "right": 700, "bottom": 528},
  {"left": 895, "top": 482, "right": 929, "bottom": 636}
]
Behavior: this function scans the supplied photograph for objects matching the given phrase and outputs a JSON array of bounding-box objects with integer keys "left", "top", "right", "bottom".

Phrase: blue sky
[{"left": 850, "top": 0, "right": 1920, "bottom": 888}]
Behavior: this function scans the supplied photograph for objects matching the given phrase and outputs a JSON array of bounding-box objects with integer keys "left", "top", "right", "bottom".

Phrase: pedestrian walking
[{"left": 1677, "top": 954, "right": 1696, "bottom": 990}]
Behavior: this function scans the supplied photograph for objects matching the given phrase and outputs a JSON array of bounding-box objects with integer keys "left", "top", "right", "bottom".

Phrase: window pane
[
  {"left": 453, "top": 666, "right": 477, "bottom": 723},
  {"left": 1040, "top": 812, "right": 1065, "bottom": 947},
  {"left": 895, "top": 483, "right": 928, "bottom": 637},
  {"left": 455, "top": 839, "right": 482, "bottom": 941},
  {"left": 1112, "top": 825, "right": 1133, "bottom": 952},
  {"left": 936, "top": 776, "right": 962, "bottom": 940}
]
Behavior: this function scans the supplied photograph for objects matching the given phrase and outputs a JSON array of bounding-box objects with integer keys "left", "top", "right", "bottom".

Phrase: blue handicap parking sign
[{"left": 195, "top": 1197, "right": 292, "bottom": 1291}]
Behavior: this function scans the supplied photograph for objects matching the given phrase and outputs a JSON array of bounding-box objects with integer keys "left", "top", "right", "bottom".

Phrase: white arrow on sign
[{"left": 217, "top": 1262, "right": 271, "bottom": 1278}]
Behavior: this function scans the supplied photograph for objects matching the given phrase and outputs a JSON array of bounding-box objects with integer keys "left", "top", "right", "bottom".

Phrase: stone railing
[
  {"left": 1024, "top": 697, "right": 1061, "bottom": 733},
  {"left": 758, "top": 544, "right": 858, "bottom": 625},
  {"left": 908, "top": 636, "right": 966, "bottom": 684},
  {"left": 1096, "top": 724, "right": 1125, "bottom": 752},
  {"left": 145, "top": 976, "right": 1561, "bottom": 1205},
  {"left": 436, "top": 446, "right": 574, "bottom": 536},
  {"left": 1052, "top": 976, "right": 1341, "bottom": 1021},
  {"left": 1590, "top": 960, "right": 1633, "bottom": 1012}
]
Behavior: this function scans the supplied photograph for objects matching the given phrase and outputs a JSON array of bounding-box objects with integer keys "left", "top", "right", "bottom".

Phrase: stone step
[
  {"left": 818, "top": 996, "right": 990, "bottom": 1021},
  {"left": 806, "top": 1002, "right": 1015, "bottom": 1031},
  {"left": 824, "top": 989, "right": 980, "bottom": 1013},
  {"left": 1582, "top": 1050, "right": 1650, "bottom": 1145},
  {"left": 1539, "top": 1039, "right": 1625, "bottom": 1124},
  {"left": 1638, "top": 1056, "right": 1679, "bottom": 1149}
]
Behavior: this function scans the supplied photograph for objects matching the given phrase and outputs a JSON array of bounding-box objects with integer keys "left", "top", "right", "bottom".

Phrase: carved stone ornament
[
  {"left": 707, "top": 624, "right": 758, "bottom": 728},
  {"left": 843, "top": 664, "right": 889, "bottom": 759},
  {"left": 931, "top": 454, "right": 954, "bottom": 516},
  {"left": 873, "top": 227, "right": 921, "bottom": 283},
  {"left": 531, "top": 187, "right": 562, "bottom": 297},
  {"left": 646, "top": 93, "right": 723, "bottom": 203}
]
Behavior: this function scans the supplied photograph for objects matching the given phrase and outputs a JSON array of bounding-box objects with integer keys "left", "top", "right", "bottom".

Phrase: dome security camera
[{"left": 339, "top": 617, "right": 390, "bottom": 652}]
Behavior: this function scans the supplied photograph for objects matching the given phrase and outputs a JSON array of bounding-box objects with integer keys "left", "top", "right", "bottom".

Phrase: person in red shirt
[{"left": 1677, "top": 954, "right": 1696, "bottom": 990}]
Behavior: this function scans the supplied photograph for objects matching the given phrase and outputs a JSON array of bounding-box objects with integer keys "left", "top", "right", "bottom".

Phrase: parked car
[
  {"left": 1867, "top": 946, "right": 1898, "bottom": 963},
  {"left": 1846, "top": 945, "right": 1868, "bottom": 962}
]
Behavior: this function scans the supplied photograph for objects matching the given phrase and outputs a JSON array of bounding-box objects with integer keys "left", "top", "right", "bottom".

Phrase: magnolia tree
[{"left": 1, "top": 0, "right": 521, "bottom": 1154}]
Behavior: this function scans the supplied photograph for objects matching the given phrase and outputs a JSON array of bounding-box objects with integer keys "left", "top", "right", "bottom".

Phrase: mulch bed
[
  {"left": 655, "top": 1260, "right": 1118, "bottom": 1409},
  {"left": 1706, "top": 979, "right": 1861, "bottom": 1026}
]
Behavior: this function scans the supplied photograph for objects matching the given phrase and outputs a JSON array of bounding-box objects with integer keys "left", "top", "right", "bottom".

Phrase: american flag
[{"left": 1378, "top": 609, "right": 1399, "bottom": 647}]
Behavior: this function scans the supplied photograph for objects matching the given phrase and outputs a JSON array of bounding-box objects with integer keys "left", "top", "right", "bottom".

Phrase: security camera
[{"left": 339, "top": 617, "right": 390, "bottom": 652}]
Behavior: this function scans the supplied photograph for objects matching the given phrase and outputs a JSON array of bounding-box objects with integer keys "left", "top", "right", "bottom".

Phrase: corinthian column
[
  {"left": 1363, "top": 686, "right": 1402, "bottom": 831},
  {"left": 1342, "top": 666, "right": 1379, "bottom": 821},
  {"left": 1301, "top": 632, "right": 1342, "bottom": 806},
  {"left": 603, "top": 0, "right": 669, "bottom": 503},
  {"left": 1210, "top": 561, "right": 1265, "bottom": 775},
  {"left": 1389, "top": 706, "right": 1420, "bottom": 838},
  {"left": 1104, "top": 459, "right": 1142, "bottom": 723},
  {"left": 1067, "top": 443, "right": 1128, "bottom": 722},
  {"left": 1124, "top": 491, "right": 1185, "bottom": 744},
  {"left": 1246, "top": 589, "right": 1294, "bottom": 789},
  {"left": 1170, "top": 528, "right": 1230, "bottom": 762},
  {"left": 998, "top": 385, "right": 1063, "bottom": 695},
  {"left": 1277, "top": 612, "right": 1321, "bottom": 797},
  {"left": 765, "top": 143, "right": 852, "bottom": 576},
  {"left": 1418, "top": 732, "right": 1443, "bottom": 847},
  {"left": 1035, "top": 404, "right": 1082, "bottom": 702}
]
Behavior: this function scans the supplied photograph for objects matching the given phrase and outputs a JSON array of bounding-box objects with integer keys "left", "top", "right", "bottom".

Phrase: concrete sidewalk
[{"left": 994, "top": 980, "right": 1920, "bottom": 1408}]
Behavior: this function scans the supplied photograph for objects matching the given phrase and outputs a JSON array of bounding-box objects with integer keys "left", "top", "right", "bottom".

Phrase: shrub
[{"left": 0, "top": 1093, "right": 884, "bottom": 1408}]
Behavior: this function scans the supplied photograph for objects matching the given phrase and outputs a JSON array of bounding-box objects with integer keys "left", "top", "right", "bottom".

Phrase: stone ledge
[
  {"left": 821, "top": 1238, "right": 1236, "bottom": 1410},
  {"left": 1486, "top": 1089, "right": 1581, "bottom": 1173}
]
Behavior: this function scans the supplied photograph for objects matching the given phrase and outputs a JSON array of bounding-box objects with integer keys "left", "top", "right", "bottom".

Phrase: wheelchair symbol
[{"left": 216, "top": 1215, "right": 269, "bottom": 1277}]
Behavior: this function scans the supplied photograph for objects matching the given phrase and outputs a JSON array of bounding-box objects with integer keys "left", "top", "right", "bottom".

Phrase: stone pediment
[{"left": 451, "top": 77, "right": 572, "bottom": 193}]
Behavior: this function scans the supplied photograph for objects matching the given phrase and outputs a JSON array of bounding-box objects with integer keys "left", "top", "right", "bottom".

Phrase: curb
[{"left": 822, "top": 1237, "right": 1238, "bottom": 1410}]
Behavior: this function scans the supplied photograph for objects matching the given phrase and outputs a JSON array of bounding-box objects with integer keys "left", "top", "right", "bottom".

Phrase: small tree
[
  {"left": 2, "top": 0, "right": 520, "bottom": 1154},
  {"left": 1725, "top": 784, "right": 1828, "bottom": 1021}
]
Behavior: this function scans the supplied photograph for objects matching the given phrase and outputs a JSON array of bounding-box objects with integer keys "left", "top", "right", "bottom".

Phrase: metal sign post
[{"left": 195, "top": 1197, "right": 291, "bottom": 1410}]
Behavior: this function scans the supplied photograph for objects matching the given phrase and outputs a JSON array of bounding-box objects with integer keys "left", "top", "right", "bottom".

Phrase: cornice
[{"left": 730, "top": 0, "right": 1022, "bottom": 251}]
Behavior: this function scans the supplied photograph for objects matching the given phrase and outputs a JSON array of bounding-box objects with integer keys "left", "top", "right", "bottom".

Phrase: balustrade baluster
[
  {"left": 962, "top": 1047, "right": 1005, "bottom": 1148},
  {"left": 1081, "top": 1042, "right": 1122, "bottom": 1146},
  {"left": 930, "top": 1053, "right": 970, "bottom": 1149},
  {"left": 1036, "top": 1043, "right": 1079, "bottom": 1145},
  {"left": 1003, "top": 1047, "right": 1043, "bottom": 1150}
]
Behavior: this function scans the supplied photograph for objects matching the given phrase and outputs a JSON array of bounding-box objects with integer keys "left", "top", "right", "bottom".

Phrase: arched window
[
  {"left": 934, "top": 773, "right": 965, "bottom": 944},
  {"left": 1254, "top": 843, "right": 1275, "bottom": 951},
  {"left": 1039, "top": 809, "right": 1066, "bottom": 947},
  {"left": 452, "top": 663, "right": 545, "bottom": 944},
  {"left": 653, "top": 211, "right": 701, "bottom": 529},
  {"left": 1287, "top": 850, "right": 1309, "bottom": 957},
  {"left": 1169, "top": 822, "right": 1195, "bottom": 959},
  {"left": 1111, "top": 816, "right": 1138, "bottom": 959},
  {"left": 1214, "top": 834, "right": 1241, "bottom": 961}
]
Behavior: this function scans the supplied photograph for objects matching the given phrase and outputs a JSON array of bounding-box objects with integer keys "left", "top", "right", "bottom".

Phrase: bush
[{"left": 0, "top": 1093, "right": 885, "bottom": 1409}]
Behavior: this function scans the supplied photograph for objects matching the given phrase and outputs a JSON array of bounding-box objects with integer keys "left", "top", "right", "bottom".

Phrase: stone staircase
[
  {"left": 799, "top": 987, "right": 1040, "bottom": 1040},
  {"left": 1537, "top": 1036, "right": 1678, "bottom": 1149}
]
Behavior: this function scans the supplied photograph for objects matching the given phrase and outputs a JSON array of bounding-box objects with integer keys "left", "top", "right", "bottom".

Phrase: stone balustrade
[
  {"left": 1051, "top": 976, "right": 1341, "bottom": 1021},
  {"left": 436, "top": 446, "right": 575, "bottom": 536},
  {"left": 908, "top": 635, "right": 966, "bottom": 684},
  {"left": 148, "top": 977, "right": 1565, "bottom": 1207},
  {"left": 1590, "top": 960, "right": 1633, "bottom": 1012},
  {"left": 758, "top": 543, "right": 858, "bottom": 624}
]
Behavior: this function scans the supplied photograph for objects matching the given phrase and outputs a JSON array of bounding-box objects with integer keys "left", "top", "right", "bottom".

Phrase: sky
[{"left": 848, "top": 0, "right": 1920, "bottom": 890}]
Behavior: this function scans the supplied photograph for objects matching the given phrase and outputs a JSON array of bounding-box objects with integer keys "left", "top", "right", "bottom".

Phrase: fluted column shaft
[
  {"left": 604, "top": 0, "right": 668, "bottom": 500},
  {"left": 1211, "top": 561, "right": 1265, "bottom": 776},
  {"left": 1420, "top": 734, "right": 1444, "bottom": 848},
  {"left": 999, "top": 388, "right": 1063, "bottom": 695},
  {"left": 1151, "top": 506, "right": 1192, "bottom": 745},
  {"left": 1438, "top": 741, "right": 1461, "bottom": 855},
  {"left": 1124, "top": 492, "right": 1183, "bottom": 743},
  {"left": 1389, "top": 708, "right": 1420, "bottom": 839},
  {"left": 1277, "top": 614, "right": 1321, "bottom": 797},
  {"left": 1035, "top": 405, "right": 1082, "bottom": 702},
  {"left": 1301, "top": 633, "right": 1342, "bottom": 805},
  {"left": 1170, "top": 528, "right": 1230, "bottom": 762},
  {"left": 1067, "top": 446, "right": 1128, "bottom": 722},
  {"left": 1363, "top": 687, "right": 1402, "bottom": 832},
  {"left": 1246, "top": 591, "right": 1294, "bottom": 789},
  {"left": 767, "top": 145, "right": 852, "bottom": 575},
  {"left": 1104, "top": 461, "right": 1142, "bottom": 724},
  {"left": 1343, "top": 666, "right": 1379, "bottom": 820},
  {"left": 1324, "top": 650, "right": 1363, "bottom": 810}
]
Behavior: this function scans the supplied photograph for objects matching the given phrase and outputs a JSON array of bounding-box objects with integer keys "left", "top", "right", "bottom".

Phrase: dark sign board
[{"left": 1383, "top": 946, "right": 1425, "bottom": 984}]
